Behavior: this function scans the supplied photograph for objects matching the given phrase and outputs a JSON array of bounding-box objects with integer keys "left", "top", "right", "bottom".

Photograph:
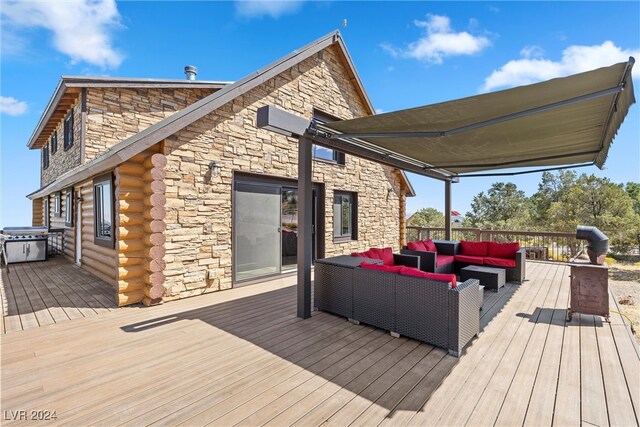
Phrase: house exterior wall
[
  {"left": 84, "top": 87, "right": 215, "bottom": 161},
  {"left": 41, "top": 101, "right": 82, "bottom": 186},
  {"left": 161, "top": 45, "right": 406, "bottom": 300}
]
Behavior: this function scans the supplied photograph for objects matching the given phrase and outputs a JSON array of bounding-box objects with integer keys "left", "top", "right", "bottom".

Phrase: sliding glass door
[
  {"left": 234, "top": 179, "right": 318, "bottom": 283},
  {"left": 234, "top": 183, "right": 282, "bottom": 281}
]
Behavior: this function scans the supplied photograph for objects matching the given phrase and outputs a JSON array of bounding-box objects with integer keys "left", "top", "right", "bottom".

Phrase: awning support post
[
  {"left": 444, "top": 180, "right": 452, "bottom": 240},
  {"left": 297, "top": 136, "right": 313, "bottom": 319}
]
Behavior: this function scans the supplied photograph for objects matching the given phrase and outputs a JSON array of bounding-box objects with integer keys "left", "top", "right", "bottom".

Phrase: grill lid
[{"left": 1, "top": 226, "right": 49, "bottom": 236}]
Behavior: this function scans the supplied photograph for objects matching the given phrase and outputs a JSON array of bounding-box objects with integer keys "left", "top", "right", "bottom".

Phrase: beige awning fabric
[{"left": 322, "top": 60, "right": 635, "bottom": 175}]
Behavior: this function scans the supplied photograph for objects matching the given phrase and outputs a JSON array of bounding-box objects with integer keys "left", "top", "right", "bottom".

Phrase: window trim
[
  {"left": 51, "top": 132, "right": 57, "bottom": 155},
  {"left": 54, "top": 192, "right": 61, "bottom": 217},
  {"left": 333, "top": 191, "right": 358, "bottom": 242},
  {"left": 64, "top": 109, "right": 74, "bottom": 151},
  {"left": 93, "top": 173, "right": 115, "bottom": 248},
  {"left": 65, "top": 188, "right": 74, "bottom": 227}
]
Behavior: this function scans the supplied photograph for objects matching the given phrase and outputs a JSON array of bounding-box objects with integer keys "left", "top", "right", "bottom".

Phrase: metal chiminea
[
  {"left": 576, "top": 225, "right": 609, "bottom": 265},
  {"left": 184, "top": 65, "right": 198, "bottom": 81}
]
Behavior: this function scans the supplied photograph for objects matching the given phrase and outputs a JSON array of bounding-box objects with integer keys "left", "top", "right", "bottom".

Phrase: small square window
[
  {"left": 333, "top": 192, "right": 357, "bottom": 241},
  {"left": 313, "top": 109, "right": 345, "bottom": 165}
]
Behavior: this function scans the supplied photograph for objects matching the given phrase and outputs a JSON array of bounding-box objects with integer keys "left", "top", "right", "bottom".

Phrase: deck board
[
  {"left": 0, "top": 258, "right": 120, "bottom": 333},
  {"left": 1, "top": 260, "right": 638, "bottom": 426}
]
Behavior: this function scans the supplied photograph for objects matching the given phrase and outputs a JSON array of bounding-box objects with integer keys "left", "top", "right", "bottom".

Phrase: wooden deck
[
  {"left": 1, "top": 258, "right": 133, "bottom": 334},
  {"left": 1, "top": 261, "right": 638, "bottom": 426}
]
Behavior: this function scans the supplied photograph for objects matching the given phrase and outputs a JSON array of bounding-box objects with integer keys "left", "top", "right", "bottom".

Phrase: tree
[
  {"left": 530, "top": 170, "right": 576, "bottom": 224},
  {"left": 408, "top": 208, "right": 445, "bottom": 227},
  {"left": 625, "top": 182, "right": 640, "bottom": 215},
  {"left": 465, "top": 182, "right": 531, "bottom": 230}
]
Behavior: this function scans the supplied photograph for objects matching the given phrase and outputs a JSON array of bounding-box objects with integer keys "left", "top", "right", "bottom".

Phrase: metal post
[
  {"left": 297, "top": 136, "right": 313, "bottom": 319},
  {"left": 444, "top": 180, "right": 452, "bottom": 240}
]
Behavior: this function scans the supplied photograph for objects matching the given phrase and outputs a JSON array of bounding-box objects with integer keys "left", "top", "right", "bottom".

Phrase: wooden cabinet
[{"left": 568, "top": 261, "right": 609, "bottom": 322}]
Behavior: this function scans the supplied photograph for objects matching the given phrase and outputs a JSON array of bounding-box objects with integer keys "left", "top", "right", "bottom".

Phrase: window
[
  {"left": 51, "top": 132, "right": 57, "bottom": 154},
  {"left": 64, "top": 109, "right": 74, "bottom": 150},
  {"left": 43, "top": 144, "right": 49, "bottom": 169},
  {"left": 313, "top": 109, "right": 345, "bottom": 165},
  {"left": 44, "top": 197, "right": 50, "bottom": 229},
  {"left": 65, "top": 188, "right": 73, "bottom": 227},
  {"left": 333, "top": 192, "right": 357, "bottom": 240},
  {"left": 54, "top": 192, "right": 61, "bottom": 216},
  {"left": 93, "top": 174, "right": 114, "bottom": 248}
]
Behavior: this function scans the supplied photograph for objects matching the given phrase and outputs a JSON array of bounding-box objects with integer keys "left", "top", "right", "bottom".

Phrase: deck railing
[{"left": 406, "top": 226, "right": 588, "bottom": 262}]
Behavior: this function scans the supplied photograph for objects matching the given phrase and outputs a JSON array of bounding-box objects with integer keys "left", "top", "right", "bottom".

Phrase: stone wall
[
  {"left": 84, "top": 87, "right": 215, "bottom": 161},
  {"left": 41, "top": 101, "right": 82, "bottom": 186},
  {"left": 161, "top": 45, "right": 407, "bottom": 300}
]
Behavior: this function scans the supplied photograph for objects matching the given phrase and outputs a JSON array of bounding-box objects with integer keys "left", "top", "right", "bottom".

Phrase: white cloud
[
  {"left": 520, "top": 45, "right": 545, "bottom": 59},
  {"left": 383, "top": 14, "right": 491, "bottom": 64},
  {"left": 1, "top": 0, "right": 123, "bottom": 69},
  {"left": 0, "top": 96, "right": 28, "bottom": 116},
  {"left": 483, "top": 41, "right": 639, "bottom": 91},
  {"left": 235, "top": 0, "right": 304, "bottom": 18},
  {"left": 375, "top": 108, "right": 385, "bottom": 114}
]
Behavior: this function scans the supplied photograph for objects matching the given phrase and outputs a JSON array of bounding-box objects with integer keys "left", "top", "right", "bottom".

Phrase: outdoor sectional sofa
[
  {"left": 402, "top": 239, "right": 526, "bottom": 283},
  {"left": 314, "top": 254, "right": 480, "bottom": 356}
]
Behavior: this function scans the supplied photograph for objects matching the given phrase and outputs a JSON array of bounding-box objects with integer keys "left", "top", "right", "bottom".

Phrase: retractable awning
[{"left": 320, "top": 59, "right": 635, "bottom": 176}]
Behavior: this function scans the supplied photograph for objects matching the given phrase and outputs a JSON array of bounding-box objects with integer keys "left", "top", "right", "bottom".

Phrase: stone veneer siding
[
  {"left": 84, "top": 87, "right": 215, "bottom": 161},
  {"left": 161, "top": 45, "right": 406, "bottom": 300},
  {"left": 41, "top": 100, "right": 82, "bottom": 186}
]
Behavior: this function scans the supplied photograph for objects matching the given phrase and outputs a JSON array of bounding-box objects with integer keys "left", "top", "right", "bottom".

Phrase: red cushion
[
  {"left": 459, "top": 240, "right": 489, "bottom": 257},
  {"left": 484, "top": 257, "right": 517, "bottom": 267},
  {"left": 370, "top": 247, "right": 394, "bottom": 266},
  {"left": 436, "top": 254, "right": 455, "bottom": 267},
  {"left": 399, "top": 267, "right": 456, "bottom": 287},
  {"left": 360, "top": 262, "right": 404, "bottom": 273},
  {"left": 399, "top": 266, "right": 430, "bottom": 278},
  {"left": 421, "top": 239, "right": 438, "bottom": 253},
  {"left": 351, "top": 249, "right": 374, "bottom": 258},
  {"left": 454, "top": 254, "right": 485, "bottom": 265},
  {"left": 407, "top": 241, "right": 427, "bottom": 252},
  {"left": 487, "top": 241, "right": 520, "bottom": 259}
]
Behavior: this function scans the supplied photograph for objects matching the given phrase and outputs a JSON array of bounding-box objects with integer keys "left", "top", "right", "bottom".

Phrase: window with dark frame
[
  {"left": 93, "top": 174, "right": 114, "bottom": 248},
  {"left": 313, "top": 110, "right": 346, "bottom": 165},
  {"left": 65, "top": 188, "right": 73, "bottom": 227},
  {"left": 54, "top": 192, "right": 61, "bottom": 216},
  {"left": 43, "top": 144, "right": 49, "bottom": 169},
  {"left": 44, "top": 197, "right": 50, "bottom": 229},
  {"left": 64, "top": 109, "right": 74, "bottom": 150},
  {"left": 51, "top": 132, "right": 57, "bottom": 154},
  {"left": 333, "top": 192, "right": 357, "bottom": 240}
]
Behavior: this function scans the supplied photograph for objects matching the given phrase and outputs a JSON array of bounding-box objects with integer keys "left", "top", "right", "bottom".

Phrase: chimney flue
[{"left": 184, "top": 65, "right": 198, "bottom": 81}]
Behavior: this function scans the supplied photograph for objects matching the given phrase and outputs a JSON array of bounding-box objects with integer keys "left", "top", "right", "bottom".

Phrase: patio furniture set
[{"left": 314, "top": 240, "right": 525, "bottom": 356}]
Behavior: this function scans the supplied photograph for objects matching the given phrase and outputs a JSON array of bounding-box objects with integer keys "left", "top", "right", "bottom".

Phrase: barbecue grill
[
  {"left": 568, "top": 225, "right": 610, "bottom": 322},
  {"left": 1, "top": 226, "right": 49, "bottom": 264}
]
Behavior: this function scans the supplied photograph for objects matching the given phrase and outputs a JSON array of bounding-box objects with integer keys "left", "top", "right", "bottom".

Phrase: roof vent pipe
[
  {"left": 184, "top": 65, "right": 197, "bottom": 81},
  {"left": 575, "top": 225, "right": 609, "bottom": 265}
]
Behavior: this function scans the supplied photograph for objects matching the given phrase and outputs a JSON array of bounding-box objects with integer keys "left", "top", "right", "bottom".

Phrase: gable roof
[
  {"left": 28, "top": 31, "right": 415, "bottom": 199},
  {"left": 27, "top": 76, "right": 230, "bottom": 150}
]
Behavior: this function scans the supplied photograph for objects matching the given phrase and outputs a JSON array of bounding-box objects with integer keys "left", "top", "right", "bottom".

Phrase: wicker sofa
[
  {"left": 402, "top": 240, "right": 526, "bottom": 283},
  {"left": 314, "top": 255, "right": 480, "bottom": 357}
]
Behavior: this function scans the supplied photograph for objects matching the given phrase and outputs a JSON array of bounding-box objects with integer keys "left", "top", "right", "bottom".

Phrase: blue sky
[{"left": 1, "top": 1, "right": 639, "bottom": 227}]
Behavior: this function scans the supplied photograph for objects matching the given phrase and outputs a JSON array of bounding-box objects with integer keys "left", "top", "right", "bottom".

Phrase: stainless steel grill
[{"left": 1, "top": 226, "right": 49, "bottom": 264}]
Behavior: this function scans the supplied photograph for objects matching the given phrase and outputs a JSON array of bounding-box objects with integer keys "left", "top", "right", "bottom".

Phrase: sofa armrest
[
  {"left": 514, "top": 248, "right": 526, "bottom": 282},
  {"left": 393, "top": 253, "right": 420, "bottom": 269},
  {"left": 448, "top": 278, "right": 480, "bottom": 356},
  {"left": 400, "top": 249, "right": 436, "bottom": 272},
  {"left": 434, "top": 240, "right": 460, "bottom": 256}
]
